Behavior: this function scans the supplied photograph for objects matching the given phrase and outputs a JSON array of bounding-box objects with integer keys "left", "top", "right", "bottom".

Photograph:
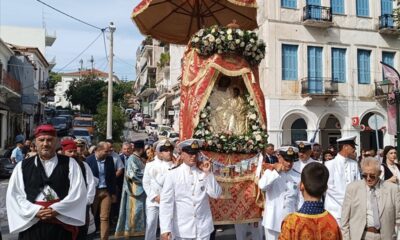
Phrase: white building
[
  {"left": 257, "top": 0, "right": 398, "bottom": 150},
  {"left": 0, "top": 26, "right": 56, "bottom": 60},
  {"left": 51, "top": 69, "right": 109, "bottom": 109}
]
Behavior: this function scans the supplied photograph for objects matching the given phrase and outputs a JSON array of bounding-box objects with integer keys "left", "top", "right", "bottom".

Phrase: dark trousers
[
  {"left": 18, "top": 221, "right": 72, "bottom": 240},
  {"left": 77, "top": 205, "right": 90, "bottom": 240}
]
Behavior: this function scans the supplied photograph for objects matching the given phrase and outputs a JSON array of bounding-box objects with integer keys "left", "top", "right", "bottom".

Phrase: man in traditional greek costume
[{"left": 6, "top": 124, "right": 87, "bottom": 240}]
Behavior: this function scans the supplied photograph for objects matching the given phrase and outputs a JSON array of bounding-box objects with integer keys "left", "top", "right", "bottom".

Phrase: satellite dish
[{"left": 368, "top": 114, "right": 384, "bottom": 130}]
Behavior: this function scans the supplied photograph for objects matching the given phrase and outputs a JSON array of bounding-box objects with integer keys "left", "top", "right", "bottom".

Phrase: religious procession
[{"left": 3, "top": 0, "right": 400, "bottom": 240}]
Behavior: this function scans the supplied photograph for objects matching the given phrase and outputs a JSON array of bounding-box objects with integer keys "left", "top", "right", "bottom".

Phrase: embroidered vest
[{"left": 22, "top": 154, "right": 70, "bottom": 203}]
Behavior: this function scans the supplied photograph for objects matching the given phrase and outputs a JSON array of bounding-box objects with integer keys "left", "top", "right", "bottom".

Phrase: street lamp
[{"left": 380, "top": 78, "right": 400, "bottom": 155}]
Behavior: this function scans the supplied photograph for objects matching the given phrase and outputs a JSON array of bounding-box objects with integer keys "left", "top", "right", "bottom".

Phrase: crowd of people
[{"left": 3, "top": 124, "right": 400, "bottom": 240}]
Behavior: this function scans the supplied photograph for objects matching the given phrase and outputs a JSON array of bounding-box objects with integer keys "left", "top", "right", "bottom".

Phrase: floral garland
[
  {"left": 193, "top": 95, "right": 268, "bottom": 154},
  {"left": 190, "top": 25, "right": 266, "bottom": 66}
]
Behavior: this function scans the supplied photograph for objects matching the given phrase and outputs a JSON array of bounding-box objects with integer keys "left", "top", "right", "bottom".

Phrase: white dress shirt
[
  {"left": 159, "top": 163, "right": 222, "bottom": 239},
  {"left": 325, "top": 153, "right": 360, "bottom": 222}
]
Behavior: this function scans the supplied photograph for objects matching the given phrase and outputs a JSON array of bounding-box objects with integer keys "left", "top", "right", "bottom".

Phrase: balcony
[
  {"left": 301, "top": 77, "right": 339, "bottom": 98},
  {"left": 302, "top": 5, "right": 333, "bottom": 28},
  {"left": 374, "top": 81, "right": 389, "bottom": 101},
  {"left": 379, "top": 14, "right": 399, "bottom": 35},
  {"left": 0, "top": 70, "right": 21, "bottom": 98}
]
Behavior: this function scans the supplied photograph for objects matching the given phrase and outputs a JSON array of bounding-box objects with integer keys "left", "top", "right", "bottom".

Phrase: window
[
  {"left": 308, "top": 46, "right": 323, "bottom": 93},
  {"left": 331, "top": 0, "right": 344, "bottom": 14},
  {"left": 281, "top": 0, "right": 296, "bottom": 8},
  {"left": 382, "top": 52, "right": 395, "bottom": 66},
  {"left": 356, "top": 0, "right": 369, "bottom": 17},
  {"left": 382, "top": 51, "right": 395, "bottom": 80},
  {"left": 381, "top": 0, "right": 393, "bottom": 15},
  {"left": 282, "top": 44, "right": 298, "bottom": 80},
  {"left": 357, "top": 49, "right": 371, "bottom": 84},
  {"left": 331, "top": 48, "right": 346, "bottom": 83}
]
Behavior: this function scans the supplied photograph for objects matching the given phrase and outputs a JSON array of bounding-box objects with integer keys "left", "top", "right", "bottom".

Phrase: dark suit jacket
[
  {"left": 264, "top": 154, "right": 278, "bottom": 164},
  {"left": 86, "top": 154, "right": 116, "bottom": 195}
]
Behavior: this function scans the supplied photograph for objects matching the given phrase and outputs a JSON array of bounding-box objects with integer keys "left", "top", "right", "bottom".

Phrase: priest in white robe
[{"left": 6, "top": 124, "right": 87, "bottom": 240}]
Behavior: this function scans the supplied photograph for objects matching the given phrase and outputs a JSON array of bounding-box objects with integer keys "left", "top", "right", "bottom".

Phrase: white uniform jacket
[
  {"left": 324, "top": 153, "right": 360, "bottom": 221},
  {"left": 143, "top": 156, "right": 174, "bottom": 207},
  {"left": 159, "top": 163, "right": 222, "bottom": 239},
  {"left": 293, "top": 158, "right": 319, "bottom": 208},
  {"left": 258, "top": 169, "right": 300, "bottom": 232},
  {"left": 292, "top": 158, "right": 317, "bottom": 174}
]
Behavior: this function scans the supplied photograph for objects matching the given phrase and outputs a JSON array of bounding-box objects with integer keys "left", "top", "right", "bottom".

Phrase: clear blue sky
[{"left": 0, "top": 0, "right": 144, "bottom": 80}]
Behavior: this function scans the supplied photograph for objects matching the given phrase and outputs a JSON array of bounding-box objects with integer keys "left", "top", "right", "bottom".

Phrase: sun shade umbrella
[{"left": 132, "top": 0, "right": 258, "bottom": 45}]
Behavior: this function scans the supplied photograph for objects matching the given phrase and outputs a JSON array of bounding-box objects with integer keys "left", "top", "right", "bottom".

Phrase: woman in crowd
[
  {"left": 25, "top": 141, "right": 37, "bottom": 158},
  {"left": 322, "top": 150, "right": 334, "bottom": 164},
  {"left": 380, "top": 145, "right": 399, "bottom": 185}
]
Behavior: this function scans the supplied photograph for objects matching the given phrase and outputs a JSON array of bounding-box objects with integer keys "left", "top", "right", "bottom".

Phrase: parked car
[
  {"left": 71, "top": 127, "right": 92, "bottom": 146},
  {"left": 145, "top": 122, "right": 158, "bottom": 134},
  {"left": 59, "top": 114, "right": 73, "bottom": 128},
  {"left": 0, "top": 157, "right": 14, "bottom": 178},
  {"left": 51, "top": 117, "right": 69, "bottom": 136},
  {"left": 72, "top": 117, "right": 95, "bottom": 136},
  {"left": 158, "top": 130, "right": 179, "bottom": 139},
  {"left": 155, "top": 125, "right": 172, "bottom": 137}
]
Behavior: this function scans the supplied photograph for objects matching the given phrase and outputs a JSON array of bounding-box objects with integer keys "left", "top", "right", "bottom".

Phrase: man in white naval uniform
[
  {"left": 258, "top": 146, "right": 300, "bottom": 240},
  {"left": 293, "top": 141, "right": 317, "bottom": 174},
  {"left": 160, "top": 139, "right": 222, "bottom": 240},
  {"left": 293, "top": 141, "right": 318, "bottom": 208},
  {"left": 143, "top": 139, "right": 175, "bottom": 240},
  {"left": 325, "top": 136, "right": 360, "bottom": 224}
]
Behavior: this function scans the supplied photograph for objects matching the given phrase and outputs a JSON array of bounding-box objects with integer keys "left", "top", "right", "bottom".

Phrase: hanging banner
[{"left": 381, "top": 62, "right": 400, "bottom": 135}]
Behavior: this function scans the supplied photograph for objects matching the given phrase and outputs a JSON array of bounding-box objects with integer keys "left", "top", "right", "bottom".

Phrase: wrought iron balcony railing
[
  {"left": 1, "top": 69, "right": 21, "bottom": 95},
  {"left": 379, "top": 14, "right": 396, "bottom": 29},
  {"left": 303, "top": 5, "right": 332, "bottom": 22},
  {"left": 301, "top": 77, "right": 338, "bottom": 96}
]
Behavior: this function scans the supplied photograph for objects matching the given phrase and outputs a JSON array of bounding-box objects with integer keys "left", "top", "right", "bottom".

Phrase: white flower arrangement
[
  {"left": 190, "top": 25, "right": 266, "bottom": 66},
  {"left": 193, "top": 95, "right": 268, "bottom": 153}
]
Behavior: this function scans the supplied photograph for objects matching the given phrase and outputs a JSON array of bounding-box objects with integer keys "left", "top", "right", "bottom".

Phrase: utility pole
[
  {"left": 90, "top": 55, "right": 94, "bottom": 71},
  {"left": 106, "top": 22, "right": 116, "bottom": 139}
]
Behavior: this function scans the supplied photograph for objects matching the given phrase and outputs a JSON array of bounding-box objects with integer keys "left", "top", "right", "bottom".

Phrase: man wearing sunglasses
[
  {"left": 341, "top": 157, "right": 400, "bottom": 240},
  {"left": 143, "top": 139, "right": 175, "bottom": 240},
  {"left": 325, "top": 136, "right": 360, "bottom": 225},
  {"left": 160, "top": 139, "right": 221, "bottom": 240}
]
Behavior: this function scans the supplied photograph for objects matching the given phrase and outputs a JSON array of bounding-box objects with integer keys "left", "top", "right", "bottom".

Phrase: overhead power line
[
  {"left": 36, "top": 0, "right": 105, "bottom": 31},
  {"left": 55, "top": 32, "right": 103, "bottom": 73}
]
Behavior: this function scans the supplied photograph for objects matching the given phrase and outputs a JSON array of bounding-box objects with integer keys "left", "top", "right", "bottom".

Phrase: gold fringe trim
[
  {"left": 192, "top": 71, "right": 220, "bottom": 132},
  {"left": 214, "top": 218, "right": 261, "bottom": 225},
  {"left": 226, "top": 0, "right": 258, "bottom": 8},
  {"left": 182, "top": 51, "right": 253, "bottom": 87},
  {"left": 216, "top": 174, "right": 255, "bottom": 183},
  {"left": 131, "top": 1, "right": 152, "bottom": 18},
  {"left": 242, "top": 74, "right": 267, "bottom": 129}
]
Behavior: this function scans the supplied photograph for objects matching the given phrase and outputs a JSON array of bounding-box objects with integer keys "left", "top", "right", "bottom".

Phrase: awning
[
  {"left": 172, "top": 97, "right": 180, "bottom": 106},
  {"left": 153, "top": 97, "right": 166, "bottom": 111}
]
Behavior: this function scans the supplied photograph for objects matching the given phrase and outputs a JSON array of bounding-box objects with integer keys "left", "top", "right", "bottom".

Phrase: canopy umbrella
[{"left": 132, "top": 0, "right": 258, "bottom": 45}]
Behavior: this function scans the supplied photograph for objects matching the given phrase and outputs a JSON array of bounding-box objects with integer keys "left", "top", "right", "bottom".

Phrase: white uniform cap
[
  {"left": 336, "top": 135, "right": 357, "bottom": 145},
  {"left": 155, "top": 139, "right": 174, "bottom": 152}
]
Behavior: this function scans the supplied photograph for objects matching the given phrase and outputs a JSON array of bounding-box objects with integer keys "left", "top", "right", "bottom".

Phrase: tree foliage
[
  {"left": 66, "top": 74, "right": 107, "bottom": 113},
  {"left": 94, "top": 102, "right": 125, "bottom": 141},
  {"left": 113, "top": 81, "right": 134, "bottom": 108},
  {"left": 48, "top": 72, "right": 61, "bottom": 89}
]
